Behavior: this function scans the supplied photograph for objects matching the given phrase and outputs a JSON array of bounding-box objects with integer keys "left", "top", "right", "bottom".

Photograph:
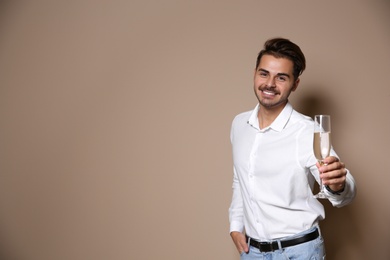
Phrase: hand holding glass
[{"left": 313, "top": 115, "right": 331, "bottom": 199}]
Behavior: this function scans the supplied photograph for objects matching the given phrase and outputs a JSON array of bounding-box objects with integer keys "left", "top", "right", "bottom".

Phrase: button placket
[{"left": 248, "top": 132, "right": 261, "bottom": 201}]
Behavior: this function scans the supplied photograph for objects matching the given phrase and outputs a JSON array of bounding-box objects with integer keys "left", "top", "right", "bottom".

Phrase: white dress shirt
[{"left": 229, "top": 102, "right": 356, "bottom": 240}]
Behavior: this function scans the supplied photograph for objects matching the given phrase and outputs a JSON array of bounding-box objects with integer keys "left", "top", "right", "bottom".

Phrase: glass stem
[{"left": 319, "top": 160, "right": 325, "bottom": 193}]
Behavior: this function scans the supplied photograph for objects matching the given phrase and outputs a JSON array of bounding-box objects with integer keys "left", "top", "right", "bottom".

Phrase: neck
[{"left": 257, "top": 102, "right": 287, "bottom": 129}]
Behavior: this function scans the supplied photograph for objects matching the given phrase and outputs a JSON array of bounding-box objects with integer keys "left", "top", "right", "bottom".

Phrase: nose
[{"left": 265, "top": 77, "right": 276, "bottom": 88}]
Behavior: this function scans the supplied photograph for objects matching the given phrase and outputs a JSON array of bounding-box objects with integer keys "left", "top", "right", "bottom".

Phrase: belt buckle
[{"left": 260, "top": 241, "right": 275, "bottom": 252}]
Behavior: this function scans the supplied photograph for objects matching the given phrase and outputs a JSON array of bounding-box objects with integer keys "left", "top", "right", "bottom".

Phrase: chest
[{"left": 232, "top": 126, "right": 310, "bottom": 175}]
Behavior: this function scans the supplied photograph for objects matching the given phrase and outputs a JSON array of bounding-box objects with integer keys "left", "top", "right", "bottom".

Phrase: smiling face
[{"left": 254, "top": 54, "right": 300, "bottom": 112}]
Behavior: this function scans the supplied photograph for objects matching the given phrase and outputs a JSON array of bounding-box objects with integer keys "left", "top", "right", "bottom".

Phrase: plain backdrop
[{"left": 0, "top": 1, "right": 389, "bottom": 259}]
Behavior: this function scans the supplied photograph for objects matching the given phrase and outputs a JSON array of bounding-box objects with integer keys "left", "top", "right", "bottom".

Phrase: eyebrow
[{"left": 257, "top": 68, "right": 291, "bottom": 78}]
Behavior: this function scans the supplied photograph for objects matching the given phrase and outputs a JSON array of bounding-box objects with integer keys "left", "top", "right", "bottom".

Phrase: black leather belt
[{"left": 247, "top": 228, "right": 319, "bottom": 252}]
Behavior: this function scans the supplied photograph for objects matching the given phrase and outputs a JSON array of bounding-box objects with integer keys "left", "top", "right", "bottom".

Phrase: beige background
[{"left": 0, "top": 1, "right": 389, "bottom": 259}]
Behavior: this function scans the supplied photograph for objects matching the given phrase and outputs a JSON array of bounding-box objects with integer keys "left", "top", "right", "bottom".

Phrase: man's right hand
[{"left": 230, "top": 231, "right": 249, "bottom": 254}]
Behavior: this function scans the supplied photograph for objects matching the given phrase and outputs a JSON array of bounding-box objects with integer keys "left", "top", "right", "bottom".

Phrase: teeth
[{"left": 263, "top": 90, "right": 276, "bottom": 95}]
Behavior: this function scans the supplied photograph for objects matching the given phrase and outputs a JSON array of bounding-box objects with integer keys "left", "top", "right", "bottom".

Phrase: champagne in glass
[{"left": 313, "top": 115, "right": 331, "bottom": 199}]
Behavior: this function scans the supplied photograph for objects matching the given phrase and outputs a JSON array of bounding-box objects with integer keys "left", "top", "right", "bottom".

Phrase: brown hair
[{"left": 256, "top": 38, "right": 306, "bottom": 80}]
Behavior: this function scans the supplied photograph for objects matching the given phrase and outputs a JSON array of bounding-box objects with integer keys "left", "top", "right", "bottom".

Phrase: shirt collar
[{"left": 247, "top": 102, "right": 293, "bottom": 132}]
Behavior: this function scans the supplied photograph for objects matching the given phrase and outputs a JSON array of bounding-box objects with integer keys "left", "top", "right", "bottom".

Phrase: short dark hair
[{"left": 255, "top": 38, "right": 306, "bottom": 80}]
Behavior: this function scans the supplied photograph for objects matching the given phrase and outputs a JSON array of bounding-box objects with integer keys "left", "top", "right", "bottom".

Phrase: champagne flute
[{"left": 313, "top": 115, "right": 331, "bottom": 199}]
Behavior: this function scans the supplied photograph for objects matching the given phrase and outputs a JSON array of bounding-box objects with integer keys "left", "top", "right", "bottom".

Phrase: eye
[
  {"left": 259, "top": 72, "right": 268, "bottom": 77},
  {"left": 276, "top": 76, "right": 287, "bottom": 82}
]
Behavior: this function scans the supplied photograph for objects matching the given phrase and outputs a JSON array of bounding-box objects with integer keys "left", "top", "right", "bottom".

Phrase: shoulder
[
  {"left": 290, "top": 110, "right": 313, "bottom": 125},
  {"left": 232, "top": 110, "right": 252, "bottom": 124},
  {"left": 230, "top": 109, "right": 254, "bottom": 139},
  {"left": 288, "top": 110, "right": 314, "bottom": 133}
]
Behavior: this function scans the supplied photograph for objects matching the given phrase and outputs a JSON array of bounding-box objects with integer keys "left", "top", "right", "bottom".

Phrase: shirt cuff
[{"left": 229, "top": 220, "right": 244, "bottom": 234}]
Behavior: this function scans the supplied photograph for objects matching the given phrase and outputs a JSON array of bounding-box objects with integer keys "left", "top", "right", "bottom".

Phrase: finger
[
  {"left": 320, "top": 160, "right": 345, "bottom": 173},
  {"left": 238, "top": 238, "right": 249, "bottom": 253},
  {"left": 242, "top": 242, "right": 249, "bottom": 253},
  {"left": 323, "top": 169, "right": 347, "bottom": 185},
  {"left": 323, "top": 167, "right": 346, "bottom": 180},
  {"left": 342, "top": 162, "right": 346, "bottom": 170},
  {"left": 323, "top": 156, "right": 339, "bottom": 164},
  {"left": 325, "top": 175, "right": 346, "bottom": 185}
]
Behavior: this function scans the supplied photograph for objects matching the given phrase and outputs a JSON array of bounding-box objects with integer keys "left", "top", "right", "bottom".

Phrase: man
[{"left": 229, "top": 38, "right": 356, "bottom": 259}]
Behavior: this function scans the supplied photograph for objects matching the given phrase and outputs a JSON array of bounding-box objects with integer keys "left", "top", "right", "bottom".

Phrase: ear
[{"left": 292, "top": 78, "right": 300, "bottom": 92}]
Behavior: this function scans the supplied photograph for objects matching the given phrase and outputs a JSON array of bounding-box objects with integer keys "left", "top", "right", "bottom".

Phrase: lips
[
  {"left": 260, "top": 88, "right": 279, "bottom": 96},
  {"left": 262, "top": 90, "right": 276, "bottom": 96}
]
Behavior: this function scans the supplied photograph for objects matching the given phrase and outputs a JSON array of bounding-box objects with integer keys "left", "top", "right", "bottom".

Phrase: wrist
[{"left": 325, "top": 185, "right": 344, "bottom": 195}]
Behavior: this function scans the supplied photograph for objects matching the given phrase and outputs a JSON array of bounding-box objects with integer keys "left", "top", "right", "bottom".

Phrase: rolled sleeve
[
  {"left": 327, "top": 170, "right": 357, "bottom": 208},
  {"left": 229, "top": 167, "right": 244, "bottom": 233}
]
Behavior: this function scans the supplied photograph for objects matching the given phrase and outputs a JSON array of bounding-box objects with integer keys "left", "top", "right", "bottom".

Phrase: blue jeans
[{"left": 241, "top": 227, "right": 325, "bottom": 260}]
